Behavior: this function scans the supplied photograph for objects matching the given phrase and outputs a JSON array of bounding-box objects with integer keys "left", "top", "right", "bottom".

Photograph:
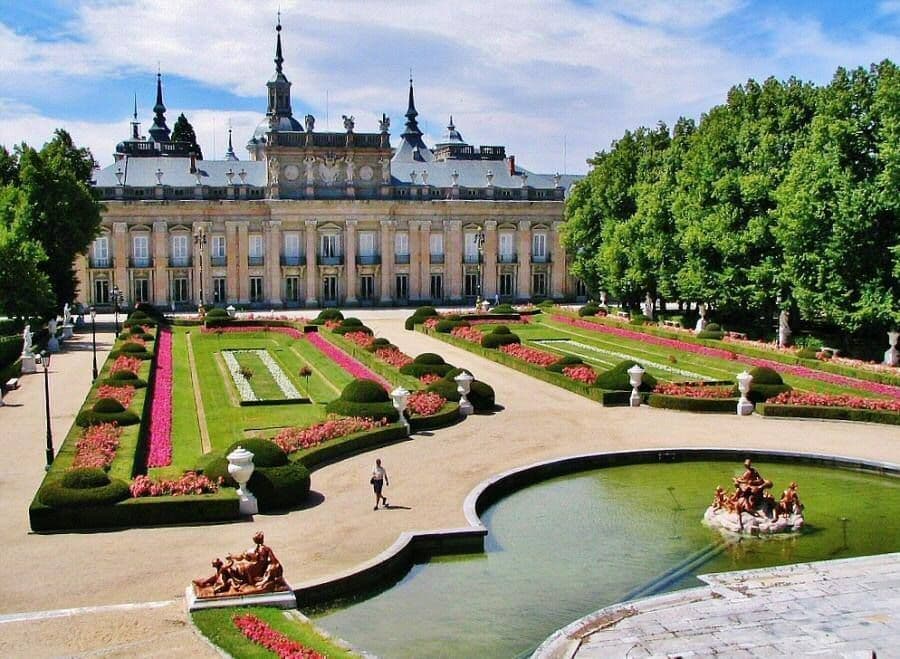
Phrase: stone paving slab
[{"left": 536, "top": 553, "right": 900, "bottom": 658}]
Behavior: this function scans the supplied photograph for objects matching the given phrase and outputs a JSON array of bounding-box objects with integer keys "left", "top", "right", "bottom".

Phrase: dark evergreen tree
[{"left": 171, "top": 113, "right": 203, "bottom": 159}]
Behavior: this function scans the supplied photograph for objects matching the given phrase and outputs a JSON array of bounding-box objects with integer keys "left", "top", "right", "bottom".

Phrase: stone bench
[
  {"left": 5, "top": 378, "right": 19, "bottom": 390},
  {"left": 662, "top": 320, "right": 681, "bottom": 328}
]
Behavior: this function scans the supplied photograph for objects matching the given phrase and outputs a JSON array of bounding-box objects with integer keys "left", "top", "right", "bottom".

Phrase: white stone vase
[
  {"left": 391, "top": 386, "right": 410, "bottom": 433},
  {"left": 454, "top": 372, "right": 474, "bottom": 416},
  {"left": 227, "top": 446, "right": 258, "bottom": 515},
  {"left": 627, "top": 365, "right": 644, "bottom": 408},
  {"left": 884, "top": 331, "right": 899, "bottom": 367},
  {"left": 736, "top": 371, "right": 754, "bottom": 416}
]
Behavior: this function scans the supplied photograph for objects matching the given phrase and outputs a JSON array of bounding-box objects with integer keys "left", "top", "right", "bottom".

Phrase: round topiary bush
[
  {"left": 468, "top": 380, "right": 495, "bottom": 411},
  {"left": 119, "top": 342, "right": 147, "bottom": 354},
  {"left": 200, "top": 455, "right": 234, "bottom": 485},
  {"left": 341, "top": 317, "right": 363, "bottom": 327},
  {"left": 93, "top": 397, "right": 125, "bottom": 413},
  {"left": 414, "top": 353, "right": 446, "bottom": 365},
  {"left": 326, "top": 399, "right": 399, "bottom": 421},
  {"left": 399, "top": 362, "right": 454, "bottom": 378},
  {"left": 579, "top": 304, "right": 599, "bottom": 317},
  {"left": 225, "top": 438, "right": 288, "bottom": 468},
  {"left": 205, "top": 307, "right": 229, "bottom": 319},
  {"left": 797, "top": 347, "right": 818, "bottom": 360},
  {"left": 435, "top": 319, "right": 469, "bottom": 334},
  {"left": 426, "top": 378, "right": 462, "bottom": 402},
  {"left": 248, "top": 462, "right": 311, "bottom": 511},
  {"left": 538, "top": 299, "right": 555, "bottom": 308},
  {"left": 76, "top": 407, "right": 141, "bottom": 427},
  {"left": 749, "top": 366, "right": 783, "bottom": 385},
  {"left": 333, "top": 324, "right": 373, "bottom": 336},
  {"left": 316, "top": 308, "right": 344, "bottom": 321},
  {"left": 442, "top": 367, "right": 473, "bottom": 381},
  {"left": 594, "top": 360, "right": 658, "bottom": 391},
  {"left": 371, "top": 337, "right": 392, "bottom": 348},
  {"left": 40, "top": 476, "right": 131, "bottom": 508},
  {"left": 705, "top": 322, "right": 721, "bottom": 332},
  {"left": 481, "top": 331, "right": 521, "bottom": 349},
  {"left": 109, "top": 370, "right": 138, "bottom": 381},
  {"left": 545, "top": 355, "right": 583, "bottom": 372},
  {"left": 415, "top": 306, "right": 438, "bottom": 317},
  {"left": 61, "top": 467, "right": 111, "bottom": 489},
  {"left": 129, "top": 310, "right": 148, "bottom": 321},
  {"left": 491, "top": 325, "right": 512, "bottom": 335},
  {"left": 339, "top": 378, "right": 391, "bottom": 403},
  {"left": 746, "top": 365, "right": 791, "bottom": 403},
  {"left": 129, "top": 324, "right": 145, "bottom": 335},
  {"left": 490, "top": 303, "right": 517, "bottom": 314}
]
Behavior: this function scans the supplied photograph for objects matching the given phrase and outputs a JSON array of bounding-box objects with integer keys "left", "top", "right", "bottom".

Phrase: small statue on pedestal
[
  {"left": 22, "top": 324, "right": 33, "bottom": 357},
  {"left": 694, "top": 303, "right": 708, "bottom": 334},
  {"left": 642, "top": 293, "right": 654, "bottom": 320},
  {"left": 778, "top": 309, "right": 792, "bottom": 348},
  {"left": 192, "top": 531, "right": 289, "bottom": 599}
]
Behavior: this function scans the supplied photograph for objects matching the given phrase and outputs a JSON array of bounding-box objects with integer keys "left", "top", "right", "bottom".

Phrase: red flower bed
[
  {"left": 406, "top": 391, "right": 447, "bottom": 416},
  {"left": 232, "top": 614, "right": 325, "bottom": 659},
  {"left": 423, "top": 317, "right": 441, "bottom": 330},
  {"left": 451, "top": 325, "right": 484, "bottom": 343},
  {"left": 654, "top": 382, "right": 736, "bottom": 399},
  {"left": 129, "top": 471, "right": 220, "bottom": 497},
  {"left": 500, "top": 343, "right": 560, "bottom": 367},
  {"left": 324, "top": 320, "right": 342, "bottom": 330},
  {"left": 110, "top": 355, "right": 142, "bottom": 375},
  {"left": 376, "top": 347, "right": 413, "bottom": 368},
  {"left": 562, "top": 364, "right": 597, "bottom": 384},
  {"left": 123, "top": 336, "right": 146, "bottom": 347},
  {"left": 200, "top": 325, "right": 304, "bottom": 339},
  {"left": 419, "top": 373, "right": 442, "bottom": 385},
  {"left": 767, "top": 391, "right": 900, "bottom": 412},
  {"left": 97, "top": 385, "right": 135, "bottom": 408},
  {"left": 72, "top": 422, "right": 122, "bottom": 469},
  {"left": 343, "top": 331, "right": 375, "bottom": 348},
  {"left": 273, "top": 417, "right": 388, "bottom": 454}
]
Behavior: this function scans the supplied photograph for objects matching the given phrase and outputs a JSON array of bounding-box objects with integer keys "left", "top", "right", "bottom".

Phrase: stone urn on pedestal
[
  {"left": 694, "top": 303, "right": 707, "bottom": 334},
  {"left": 454, "top": 372, "right": 474, "bottom": 416},
  {"left": 390, "top": 386, "right": 410, "bottom": 433},
  {"left": 227, "top": 446, "right": 258, "bottom": 515},
  {"left": 627, "top": 364, "right": 644, "bottom": 407},
  {"left": 884, "top": 331, "right": 899, "bottom": 367},
  {"left": 736, "top": 371, "right": 754, "bottom": 416},
  {"left": 226, "top": 304, "right": 237, "bottom": 318}
]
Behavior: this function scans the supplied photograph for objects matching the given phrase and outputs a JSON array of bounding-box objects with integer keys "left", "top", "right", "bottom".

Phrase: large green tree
[
  {"left": 171, "top": 113, "right": 203, "bottom": 158},
  {"left": 0, "top": 187, "right": 53, "bottom": 318}
]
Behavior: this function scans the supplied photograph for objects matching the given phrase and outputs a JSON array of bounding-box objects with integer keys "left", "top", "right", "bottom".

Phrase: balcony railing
[
  {"left": 463, "top": 254, "right": 482, "bottom": 264},
  {"left": 531, "top": 254, "right": 551, "bottom": 263},
  {"left": 210, "top": 256, "right": 227, "bottom": 267},
  {"left": 129, "top": 256, "right": 152, "bottom": 268},
  {"left": 395, "top": 253, "right": 410, "bottom": 264},
  {"left": 429, "top": 253, "right": 445, "bottom": 264},
  {"left": 168, "top": 256, "right": 192, "bottom": 267},
  {"left": 498, "top": 253, "right": 518, "bottom": 264},
  {"left": 280, "top": 254, "right": 306, "bottom": 266},
  {"left": 357, "top": 254, "right": 381, "bottom": 265},
  {"left": 89, "top": 257, "right": 113, "bottom": 269},
  {"left": 248, "top": 256, "right": 265, "bottom": 266},
  {"left": 318, "top": 254, "right": 344, "bottom": 266}
]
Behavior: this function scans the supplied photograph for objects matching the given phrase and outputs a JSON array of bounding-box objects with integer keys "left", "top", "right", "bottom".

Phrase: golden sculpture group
[{"left": 192, "top": 531, "right": 290, "bottom": 598}]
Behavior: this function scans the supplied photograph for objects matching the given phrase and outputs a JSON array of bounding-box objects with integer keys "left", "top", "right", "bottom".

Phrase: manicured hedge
[
  {"left": 579, "top": 304, "right": 599, "bottom": 317},
  {"left": 225, "top": 438, "right": 288, "bottom": 467},
  {"left": 749, "top": 366, "right": 783, "bottom": 384},
  {"left": 399, "top": 362, "right": 454, "bottom": 378},
  {"left": 333, "top": 324, "right": 373, "bottom": 335},
  {"left": 246, "top": 462, "right": 311, "bottom": 511},
  {"left": 425, "top": 378, "right": 461, "bottom": 402},
  {"left": 696, "top": 329, "right": 726, "bottom": 340},
  {"left": 409, "top": 402, "right": 461, "bottom": 431},
  {"left": 481, "top": 331, "right": 521, "bottom": 349},
  {"left": 435, "top": 319, "right": 470, "bottom": 333},
  {"left": 316, "top": 308, "right": 344, "bottom": 322},
  {"left": 546, "top": 355, "right": 583, "bottom": 372},
  {"left": 490, "top": 304, "right": 517, "bottom": 314},
  {"left": 0, "top": 335, "right": 24, "bottom": 370},
  {"left": 758, "top": 404, "right": 900, "bottom": 425},
  {"left": 294, "top": 423, "right": 408, "bottom": 470},
  {"left": 339, "top": 379, "right": 391, "bottom": 403},
  {"left": 204, "top": 308, "right": 232, "bottom": 328},
  {"left": 325, "top": 399, "right": 400, "bottom": 422},
  {"left": 594, "top": 360, "right": 658, "bottom": 391},
  {"left": 648, "top": 394, "right": 741, "bottom": 413},
  {"left": 108, "top": 347, "right": 152, "bottom": 360},
  {"left": 38, "top": 477, "right": 131, "bottom": 508},
  {"left": 101, "top": 374, "right": 147, "bottom": 388},
  {"left": 468, "top": 380, "right": 496, "bottom": 411},
  {"left": 93, "top": 397, "right": 125, "bottom": 413},
  {"left": 61, "top": 467, "right": 111, "bottom": 489},
  {"left": 76, "top": 408, "right": 141, "bottom": 427},
  {"left": 414, "top": 353, "right": 446, "bottom": 365}
]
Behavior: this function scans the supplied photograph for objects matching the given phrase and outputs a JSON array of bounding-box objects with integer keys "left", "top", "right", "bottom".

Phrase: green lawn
[{"left": 231, "top": 350, "right": 291, "bottom": 401}]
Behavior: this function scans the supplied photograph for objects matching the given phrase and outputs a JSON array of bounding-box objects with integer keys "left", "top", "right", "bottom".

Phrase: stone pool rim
[{"left": 293, "top": 448, "right": 899, "bottom": 608}]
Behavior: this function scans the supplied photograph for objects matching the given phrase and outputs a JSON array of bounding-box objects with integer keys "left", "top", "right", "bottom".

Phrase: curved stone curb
[{"left": 292, "top": 446, "right": 898, "bottom": 610}]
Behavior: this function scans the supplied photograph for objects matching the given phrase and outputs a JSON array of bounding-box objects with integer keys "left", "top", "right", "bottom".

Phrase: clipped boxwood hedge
[
  {"left": 490, "top": 304, "right": 517, "bottom": 314},
  {"left": 696, "top": 329, "right": 725, "bottom": 340},
  {"left": 648, "top": 394, "right": 741, "bottom": 413},
  {"left": 101, "top": 373, "right": 147, "bottom": 388},
  {"left": 326, "top": 400, "right": 400, "bottom": 422},
  {"left": 316, "top": 308, "right": 344, "bottom": 322},
  {"left": 109, "top": 347, "right": 152, "bottom": 360},
  {"left": 93, "top": 397, "right": 126, "bottom": 413},
  {"left": 225, "top": 438, "right": 288, "bottom": 467},
  {"left": 468, "top": 380, "right": 496, "bottom": 411},
  {"left": 62, "top": 467, "right": 114, "bottom": 489},
  {"left": 481, "top": 331, "right": 521, "bottom": 349},
  {"left": 408, "top": 402, "right": 462, "bottom": 431},
  {"left": 759, "top": 403, "right": 900, "bottom": 426},
  {"left": 248, "top": 462, "right": 311, "bottom": 511},
  {"left": 435, "top": 319, "right": 470, "bottom": 334},
  {"left": 579, "top": 304, "right": 599, "bottom": 317},
  {"left": 414, "top": 353, "right": 446, "bottom": 365},
  {"left": 399, "top": 362, "right": 454, "bottom": 378},
  {"left": 749, "top": 366, "right": 783, "bottom": 385},
  {"left": 426, "top": 378, "right": 461, "bottom": 402},
  {"left": 339, "top": 378, "right": 390, "bottom": 403},
  {"left": 546, "top": 355, "right": 582, "bottom": 372},
  {"left": 333, "top": 324, "right": 373, "bottom": 336},
  {"left": 39, "top": 477, "right": 131, "bottom": 508},
  {"left": 76, "top": 408, "right": 141, "bottom": 427},
  {"left": 594, "top": 360, "right": 658, "bottom": 391}
]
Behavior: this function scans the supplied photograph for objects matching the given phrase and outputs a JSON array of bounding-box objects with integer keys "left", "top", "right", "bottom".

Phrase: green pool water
[{"left": 310, "top": 461, "right": 900, "bottom": 658}]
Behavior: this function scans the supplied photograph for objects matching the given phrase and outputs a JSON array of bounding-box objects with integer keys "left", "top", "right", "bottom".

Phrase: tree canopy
[{"left": 171, "top": 113, "right": 203, "bottom": 159}]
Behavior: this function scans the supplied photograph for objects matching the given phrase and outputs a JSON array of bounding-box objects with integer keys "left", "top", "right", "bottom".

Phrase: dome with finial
[
  {"left": 251, "top": 12, "right": 303, "bottom": 145},
  {"left": 436, "top": 115, "right": 466, "bottom": 148}
]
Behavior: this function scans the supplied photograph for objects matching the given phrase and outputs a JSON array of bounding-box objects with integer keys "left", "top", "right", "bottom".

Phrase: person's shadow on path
[{"left": 381, "top": 503, "right": 412, "bottom": 510}]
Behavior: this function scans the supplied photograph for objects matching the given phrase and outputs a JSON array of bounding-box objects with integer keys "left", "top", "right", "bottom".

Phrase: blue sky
[{"left": 0, "top": 0, "right": 897, "bottom": 173}]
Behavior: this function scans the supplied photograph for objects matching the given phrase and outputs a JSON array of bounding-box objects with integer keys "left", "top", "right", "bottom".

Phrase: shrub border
[
  {"left": 758, "top": 403, "right": 900, "bottom": 426},
  {"left": 648, "top": 393, "right": 741, "bottom": 413}
]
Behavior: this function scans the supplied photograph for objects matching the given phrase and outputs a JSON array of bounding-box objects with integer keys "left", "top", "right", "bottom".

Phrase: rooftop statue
[
  {"left": 342, "top": 114, "right": 355, "bottom": 133},
  {"left": 192, "top": 531, "right": 289, "bottom": 599}
]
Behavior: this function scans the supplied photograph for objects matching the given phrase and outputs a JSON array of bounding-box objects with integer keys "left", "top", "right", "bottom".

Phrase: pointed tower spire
[
  {"left": 148, "top": 71, "right": 171, "bottom": 143},
  {"left": 265, "top": 12, "right": 300, "bottom": 129},
  {"left": 402, "top": 74, "right": 424, "bottom": 144},
  {"left": 274, "top": 10, "right": 284, "bottom": 78},
  {"left": 224, "top": 127, "right": 238, "bottom": 161},
  {"left": 130, "top": 94, "right": 141, "bottom": 140}
]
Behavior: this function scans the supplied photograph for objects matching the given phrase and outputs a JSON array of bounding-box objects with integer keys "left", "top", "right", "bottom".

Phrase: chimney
[
  {"left": 508, "top": 155, "right": 516, "bottom": 176},
  {"left": 190, "top": 153, "right": 197, "bottom": 174}
]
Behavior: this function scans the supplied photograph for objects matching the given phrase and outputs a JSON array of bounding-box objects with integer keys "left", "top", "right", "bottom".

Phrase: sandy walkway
[{"left": 0, "top": 314, "right": 897, "bottom": 656}]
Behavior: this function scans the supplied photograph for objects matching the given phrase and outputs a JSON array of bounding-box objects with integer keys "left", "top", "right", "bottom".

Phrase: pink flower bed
[
  {"left": 376, "top": 347, "right": 413, "bottom": 368},
  {"left": 451, "top": 325, "right": 484, "bottom": 343},
  {"left": 423, "top": 317, "right": 441, "bottom": 330},
  {"left": 200, "top": 324, "right": 304, "bottom": 339},
  {"left": 97, "top": 385, "right": 135, "bottom": 408},
  {"left": 122, "top": 337, "right": 146, "bottom": 347},
  {"left": 343, "top": 331, "right": 375, "bottom": 348},
  {"left": 419, "top": 373, "right": 442, "bottom": 385},
  {"left": 654, "top": 382, "right": 736, "bottom": 399},
  {"left": 72, "top": 422, "right": 122, "bottom": 469},
  {"left": 305, "top": 333, "right": 391, "bottom": 390},
  {"left": 467, "top": 317, "right": 531, "bottom": 325},
  {"left": 110, "top": 355, "right": 142, "bottom": 375},
  {"left": 563, "top": 364, "right": 597, "bottom": 384},
  {"left": 551, "top": 315, "right": 900, "bottom": 399},
  {"left": 273, "top": 417, "right": 388, "bottom": 454},
  {"left": 407, "top": 391, "right": 447, "bottom": 416},
  {"left": 324, "top": 320, "right": 342, "bottom": 330},
  {"left": 129, "top": 471, "right": 220, "bottom": 497},
  {"left": 500, "top": 343, "right": 560, "bottom": 367},
  {"left": 232, "top": 614, "right": 325, "bottom": 659},
  {"left": 146, "top": 328, "right": 173, "bottom": 468},
  {"left": 768, "top": 391, "right": 900, "bottom": 412}
]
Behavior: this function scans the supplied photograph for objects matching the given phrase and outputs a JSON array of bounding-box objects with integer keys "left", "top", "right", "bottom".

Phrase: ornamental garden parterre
[{"left": 29, "top": 306, "right": 493, "bottom": 532}]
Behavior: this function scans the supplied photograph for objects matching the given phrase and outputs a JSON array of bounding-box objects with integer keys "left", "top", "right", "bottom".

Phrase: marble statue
[
  {"left": 342, "top": 114, "right": 355, "bottom": 132},
  {"left": 599, "top": 291, "right": 608, "bottom": 308},
  {"left": 48, "top": 318, "right": 57, "bottom": 338},
  {"left": 379, "top": 157, "right": 391, "bottom": 184},
  {"left": 778, "top": 309, "right": 792, "bottom": 348},
  {"left": 303, "top": 156, "right": 317, "bottom": 185},
  {"left": 694, "top": 303, "right": 708, "bottom": 334},
  {"left": 47, "top": 318, "right": 60, "bottom": 352},
  {"left": 704, "top": 459, "right": 804, "bottom": 536},
  {"left": 345, "top": 157, "right": 355, "bottom": 184},
  {"left": 304, "top": 114, "right": 315, "bottom": 132},
  {"left": 22, "top": 324, "right": 33, "bottom": 356},
  {"left": 63, "top": 303, "right": 71, "bottom": 326},
  {"left": 268, "top": 157, "right": 279, "bottom": 185},
  {"left": 642, "top": 293, "right": 654, "bottom": 320},
  {"left": 884, "top": 331, "right": 899, "bottom": 367},
  {"left": 192, "top": 531, "right": 290, "bottom": 599},
  {"left": 379, "top": 113, "right": 390, "bottom": 133}
]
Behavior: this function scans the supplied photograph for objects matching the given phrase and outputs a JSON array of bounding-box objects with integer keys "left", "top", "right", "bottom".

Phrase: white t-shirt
[{"left": 372, "top": 465, "right": 387, "bottom": 482}]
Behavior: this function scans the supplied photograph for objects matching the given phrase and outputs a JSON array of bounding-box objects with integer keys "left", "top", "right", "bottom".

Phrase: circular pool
[{"left": 310, "top": 459, "right": 900, "bottom": 658}]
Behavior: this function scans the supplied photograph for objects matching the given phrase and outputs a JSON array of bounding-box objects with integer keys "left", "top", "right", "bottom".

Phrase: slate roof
[{"left": 94, "top": 157, "right": 267, "bottom": 188}]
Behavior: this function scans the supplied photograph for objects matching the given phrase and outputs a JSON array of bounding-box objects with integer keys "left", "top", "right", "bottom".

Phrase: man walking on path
[{"left": 371, "top": 458, "right": 389, "bottom": 510}]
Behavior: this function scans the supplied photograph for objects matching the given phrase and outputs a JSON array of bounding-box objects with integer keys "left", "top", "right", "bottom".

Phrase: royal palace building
[{"left": 81, "top": 20, "right": 583, "bottom": 309}]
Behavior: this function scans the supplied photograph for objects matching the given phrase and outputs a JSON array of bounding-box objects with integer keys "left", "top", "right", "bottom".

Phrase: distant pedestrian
[{"left": 370, "top": 458, "right": 389, "bottom": 510}]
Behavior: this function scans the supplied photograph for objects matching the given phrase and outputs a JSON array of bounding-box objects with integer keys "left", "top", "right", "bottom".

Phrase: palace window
[
  {"left": 91, "top": 236, "right": 110, "bottom": 267},
  {"left": 532, "top": 272, "right": 547, "bottom": 297},
  {"left": 396, "top": 274, "right": 408, "bottom": 300},
  {"left": 132, "top": 234, "right": 150, "bottom": 266},
  {"left": 575, "top": 280, "right": 588, "bottom": 298},
  {"left": 430, "top": 274, "right": 443, "bottom": 300},
  {"left": 464, "top": 272, "right": 480, "bottom": 297},
  {"left": 320, "top": 234, "right": 340, "bottom": 257},
  {"left": 429, "top": 232, "right": 443, "bottom": 257},
  {"left": 211, "top": 235, "right": 226, "bottom": 258},
  {"left": 172, "top": 277, "right": 189, "bottom": 303},
  {"left": 499, "top": 233, "right": 514, "bottom": 261},
  {"left": 94, "top": 279, "right": 110, "bottom": 304},
  {"left": 171, "top": 234, "right": 189, "bottom": 266},
  {"left": 499, "top": 272, "right": 514, "bottom": 297},
  {"left": 250, "top": 277, "right": 264, "bottom": 302},
  {"left": 285, "top": 277, "right": 300, "bottom": 301},
  {"left": 359, "top": 231, "right": 376, "bottom": 257},
  {"left": 283, "top": 232, "right": 300, "bottom": 259},
  {"left": 249, "top": 234, "right": 264, "bottom": 258},
  {"left": 213, "top": 277, "right": 227, "bottom": 303},
  {"left": 133, "top": 278, "right": 149, "bottom": 303},
  {"left": 360, "top": 275, "right": 375, "bottom": 300},
  {"left": 532, "top": 232, "right": 547, "bottom": 259},
  {"left": 394, "top": 232, "right": 409, "bottom": 256}
]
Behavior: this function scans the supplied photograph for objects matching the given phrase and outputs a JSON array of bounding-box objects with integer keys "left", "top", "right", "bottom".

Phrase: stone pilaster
[
  {"left": 225, "top": 221, "right": 239, "bottom": 304},
  {"left": 344, "top": 219, "right": 358, "bottom": 305},
  {"left": 482, "top": 220, "right": 498, "bottom": 299},
  {"left": 408, "top": 221, "right": 421, "bottom": 301},
  {"left": 379, "top": 219, "right": 395, "bottom": 305},
  {"left": 420, "top": 220, "right": 431, "bottom": 300},
  {"left": 550, "top": 221, "right": 565, "bottom": 299},
  {"left": 446, "top": 220, "right": 463, "bottom": 301},
  {"left": 152, "top": 221, "right": 168, "bottom": 305},
  {"left": 266, "top": 220, "right": 283, "bottom": 305},
  {"left": 237, "top": 223, "right": 249, "bottom": 303},
  {"left": 517, "top": 220, "right": 532, "bottom": 301},
  {"left": 305, "top": 219, "right": 318, "bottom": 307},
  {"left": 112, "top": 222, "right": 129, "bottom": 305}
]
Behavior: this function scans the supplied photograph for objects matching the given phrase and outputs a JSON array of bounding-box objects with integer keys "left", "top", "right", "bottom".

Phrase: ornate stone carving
[
  {"left": 379, "top": 113, "right": 390, "bottom": 134},
  {"left": 268, "top": 157, "right": 279, "bottom": 185},
  {"left": 283, "top": 164, "right": 300, "bottom": 182},
  {"left": 345, "top": 157, "right": 355, "bottom": 184},
  {"left": 319, "top": 156, "right": 340, "bottom": 185},
  {"left": 303, "top": 156, "right": 317, "bottom": 185},
  {"left": 342, "top": 115, "right": 355, "bottom": 132},
  {"left": 304, "top": 114, "right": 315, "bottom": 132},
  {"left": 379, "top": 157, "right": 391, "bottom": 184},
  {"left": 192, "top": 531, "right": 290, "bottom": 599},
  {"left": 359, "top": 165, "right": 374, "bottom": 182}
]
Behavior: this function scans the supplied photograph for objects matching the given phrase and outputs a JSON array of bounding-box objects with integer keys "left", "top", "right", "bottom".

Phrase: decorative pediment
[
  {"left": 317, "top": 222, "right": 342, "bottom": 233},
  {"left": 129, "top": 224, "right": 151, "bottom": 233}
]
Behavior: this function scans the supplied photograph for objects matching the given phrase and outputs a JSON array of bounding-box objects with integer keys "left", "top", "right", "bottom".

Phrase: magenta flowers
[
  {"left": 305, "top": 332, "right": 391, "bottom": 390},
  {"left": 146, "top": 328, "right": 173, "bottom": 468},
  {"left": 232, "top": 614, "right": 325, "bottom": 659},
  {"left": 200, "top": 324, "right": 304, "bottom": 339}
]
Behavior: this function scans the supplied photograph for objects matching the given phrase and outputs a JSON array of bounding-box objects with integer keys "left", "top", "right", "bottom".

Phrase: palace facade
[{"left": 81, "top": 20, "right": 583, "bottom": 309}]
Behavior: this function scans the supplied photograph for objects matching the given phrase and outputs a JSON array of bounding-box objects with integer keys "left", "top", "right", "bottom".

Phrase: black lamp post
[
  {"left": 90, "top": 306, "right": 98, "bottom": 381},
  {"left": 194, "top": 228, "right": 208, "bottom": 311},
  {"left": 111, "top": 285, "right": 121, "bottom": 334},
  {"left": 39, "top": 351, "right": 54, "bottom": 469}
]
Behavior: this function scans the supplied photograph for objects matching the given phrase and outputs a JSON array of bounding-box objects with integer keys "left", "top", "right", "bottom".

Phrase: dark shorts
[{"left": 373, "top": 479, "right": 384, "bottom": 495}]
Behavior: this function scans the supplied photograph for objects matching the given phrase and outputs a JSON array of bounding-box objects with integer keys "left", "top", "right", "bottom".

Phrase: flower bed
[
  {"left": 423, "top": 317, "right": 442, "bottom": 331},
  {"left": 72, "top": 423, "right": 122, "bottom": 469},
  {"left": 767, "top": 391, "right": 900, "bottom": 412},
  {"left": 375, "top": 347, "right": 413, "bottom": 368},
  {"left": 343, "top": 331, "right": 375, "bottom": 348},
  {"left": 130, "top": 471, "right": 220, "bottom": 497},
  {"left": 110, "top": 355, "right": 142, "bottom": 375},
  {"left": 273, "top": 417, "right": 388, "bottom": 454},
  {"left": 466, "top": 317, "right": 531, "bottom": 326},
  {"left": 305, "top": 332, "right": 391, "bottom": 390},
  {"left": 419, "top": 373, "right": 442, "bottom": 385},
  {"left": 407, "top": 391, "right": 447, "bottom": 416},
  {"left": 562, "top": 364, "right": 597, "bottom": 384},
  {"left": 222, "top": 351, "right": 258, "bottom": 402},
  {"left": 451, "top": 325, "right": 484, "bottom": 343},
  {"left": 146, "top": 328, "right": 173, "bottom": 468},
  {"left": 500, "top": 343, "right": 560, "bottom": 367},
  {"left": 551, "top": 314, "right": 900, "bottom": 398},
  {"left": 654, "top": 382, "right": 735, "bottom": 399},
  {"left": 200, "top": 324, "right": 305, "bottom": 339},
  {"left": 232, "top": 614, "right": 325, "bottom": 659},
  {"left": 97, "top": 385, "right": 135, "bottom": 408}
]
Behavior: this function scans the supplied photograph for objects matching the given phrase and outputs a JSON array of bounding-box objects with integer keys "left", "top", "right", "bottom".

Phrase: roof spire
[
  {"left": 130, "top": 94, "right": 141, "bottom": 140},
  {"left": 274, "top": 11, "right": 285, "bottom": 77},
  {"left": 225, "top": 126, "right": 238, "bottom": 161},
  {"left": 403, "top": 74, "right": 422, "bottom": 141},
  {"left": 148, "top": 71, "right": 171, "bottom": 143}
]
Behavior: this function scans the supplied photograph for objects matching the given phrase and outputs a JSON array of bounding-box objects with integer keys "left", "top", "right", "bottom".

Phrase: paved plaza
[{"left": 0, "top": 310, "right": 898, "bottom": 656}]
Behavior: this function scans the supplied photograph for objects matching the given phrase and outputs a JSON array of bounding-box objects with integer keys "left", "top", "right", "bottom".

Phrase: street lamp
[
  {"left": 38, "top": 351, "right": 54, "bottom": 469},
  {"left": 111, "top": 285, "right": 122, "bottom": 334},
  {"left": 90, "top": 306, "right": 98, "bottom": 381},
  {"left": 194, "top": 228, "right": 208, "bottom": 311}
]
